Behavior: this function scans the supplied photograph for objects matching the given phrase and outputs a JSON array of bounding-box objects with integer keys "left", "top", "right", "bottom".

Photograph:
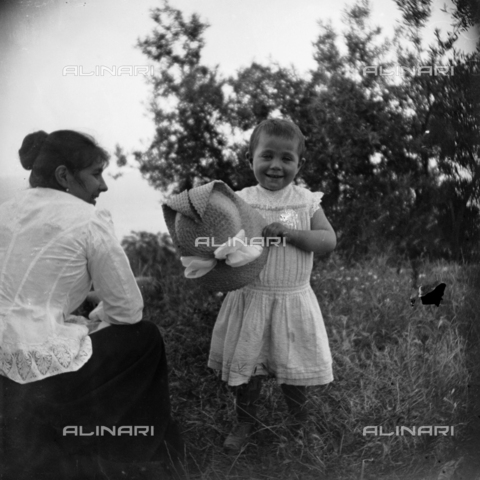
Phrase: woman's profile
[{"left": 0, "top": 130, "right": 184, "bottom": 479}]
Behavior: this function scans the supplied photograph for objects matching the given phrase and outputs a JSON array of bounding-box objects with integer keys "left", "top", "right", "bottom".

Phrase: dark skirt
[{"left": 0, "top": 320, "right": 184, "bottom": 480}]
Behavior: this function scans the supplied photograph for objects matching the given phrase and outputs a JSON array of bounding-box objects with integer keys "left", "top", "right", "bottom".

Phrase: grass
[{"left": 136, "top": 251, "right": 479, "bottom": 480}]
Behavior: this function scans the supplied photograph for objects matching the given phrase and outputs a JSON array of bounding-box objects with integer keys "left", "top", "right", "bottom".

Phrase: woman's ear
[{"left": 55, "top": 165, "right": 70, "bottom": 190}]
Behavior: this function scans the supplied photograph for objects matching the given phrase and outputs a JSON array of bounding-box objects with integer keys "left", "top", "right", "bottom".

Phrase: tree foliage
[
  {"left": 135, "top": 3, "right": 241, "bottom": 192},
  {"left": 125, "top": 0, "right": 480, "bottom": 261}
]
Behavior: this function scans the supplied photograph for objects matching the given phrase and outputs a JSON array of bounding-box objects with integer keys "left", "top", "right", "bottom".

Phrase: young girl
[{"left": 208, "top": 118, "right": 336, "bottom": 454}]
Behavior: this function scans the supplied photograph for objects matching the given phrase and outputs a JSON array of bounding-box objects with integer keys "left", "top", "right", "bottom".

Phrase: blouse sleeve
[
  {"left": 86, "top": 209, "right": 143, "bottom": 325},
  {"left": 309, "top": 191, "right": 324, "bottom": 218}
]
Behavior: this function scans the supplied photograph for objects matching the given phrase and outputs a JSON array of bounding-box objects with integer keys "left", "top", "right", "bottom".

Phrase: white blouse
[{"left": 0, "top": 188, "right": 143, "bottom": 384}]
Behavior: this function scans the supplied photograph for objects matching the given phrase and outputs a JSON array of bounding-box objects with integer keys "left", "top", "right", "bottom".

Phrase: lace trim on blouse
[{"left": 0, "top": 334, "right": 92, "bottom": 384}]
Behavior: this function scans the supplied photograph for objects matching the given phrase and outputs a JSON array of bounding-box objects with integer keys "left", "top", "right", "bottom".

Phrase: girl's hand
[
  {"left": 262, "top": 222, "right": 288, "bottom": 239},
  {"left": 262, "top": 210, "right": 336, "bottom": 255},
  {"left": 267, "top": 208, "right": 336, "bottom": 254},
  {"left": 282, "top": 207, "right": 336, "bottom": 254}
]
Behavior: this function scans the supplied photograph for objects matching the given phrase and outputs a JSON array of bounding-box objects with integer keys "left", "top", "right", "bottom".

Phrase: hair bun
[{"left": 19, "top": 131, "right": 49, "bottom": 170}]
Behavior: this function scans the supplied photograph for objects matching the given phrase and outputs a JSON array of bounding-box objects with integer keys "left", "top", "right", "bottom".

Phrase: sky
[{"left": 0, "top": 0, "right": 477, "bottom": 240}]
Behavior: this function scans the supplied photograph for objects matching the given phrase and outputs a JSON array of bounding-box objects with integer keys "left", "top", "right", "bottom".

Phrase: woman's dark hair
[{"left": 19, "top": 130, "right": 110, "bottom": 190}]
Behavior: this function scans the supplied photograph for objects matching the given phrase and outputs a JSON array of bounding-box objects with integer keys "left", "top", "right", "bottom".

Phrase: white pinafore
[{"left": 208, "top": 183, "right": 333, "bottom": 387}]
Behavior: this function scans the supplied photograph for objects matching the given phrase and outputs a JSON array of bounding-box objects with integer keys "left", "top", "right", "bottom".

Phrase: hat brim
[{"left": 162, "top": 181, "right": 269, "bottom": 292}]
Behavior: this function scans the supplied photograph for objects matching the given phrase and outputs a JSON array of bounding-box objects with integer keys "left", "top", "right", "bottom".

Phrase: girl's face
[
  {"left": 249, "top": 133, "right": 304, "bottom": 191},
  {"left": 67, "top": 159, "right": 108, "bottom": 205}
]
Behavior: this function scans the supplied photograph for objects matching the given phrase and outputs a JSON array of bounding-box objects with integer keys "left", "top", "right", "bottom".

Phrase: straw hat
[{"left": 163, "top": 181, "right": 269, "bottom": 292}]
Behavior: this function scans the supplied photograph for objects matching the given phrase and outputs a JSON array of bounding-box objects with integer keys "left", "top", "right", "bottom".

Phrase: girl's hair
[
  {"left": 248, "top": 118, "right": 306, "bottom": 158},
  {"left": 19, "top": 130, "right": 110, "bottom": 190}
]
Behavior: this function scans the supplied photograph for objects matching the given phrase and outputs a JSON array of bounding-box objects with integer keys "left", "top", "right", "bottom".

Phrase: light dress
[
  {"left": 0, "top": 187, "right": 143, "bottom": 384},
  {"left": 208, "top": 183, "right": 333, "bottom": 387}
]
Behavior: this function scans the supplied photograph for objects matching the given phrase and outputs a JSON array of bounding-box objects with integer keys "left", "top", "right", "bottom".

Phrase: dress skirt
[
  {"left": 0, "top": 320, "right": 183, "bottom": 480},
  {"left": 208, "top": 184, "right": 334, "bottom": 388}
]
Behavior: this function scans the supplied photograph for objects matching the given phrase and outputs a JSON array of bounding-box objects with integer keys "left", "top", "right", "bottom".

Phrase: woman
[{"left": 0, "top": 130, "right": 184, "bottom": 479}]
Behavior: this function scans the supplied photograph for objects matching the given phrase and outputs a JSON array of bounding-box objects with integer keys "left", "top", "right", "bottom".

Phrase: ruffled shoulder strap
[
  {"left": 305, "top": 189, "right": 324, "bottom": 217},
  {"left": 235, "top": 186, "right": 256, "bottom": 203}
]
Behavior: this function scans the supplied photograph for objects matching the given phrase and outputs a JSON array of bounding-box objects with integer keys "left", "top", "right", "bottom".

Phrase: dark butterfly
[{"left": 410, "top": 282, "right": 446, "bottom": 307}]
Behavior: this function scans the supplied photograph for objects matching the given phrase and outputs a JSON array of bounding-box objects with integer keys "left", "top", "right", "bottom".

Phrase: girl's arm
[{"left": 262, "top": 207, "right": 336, "bottom": 255}]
